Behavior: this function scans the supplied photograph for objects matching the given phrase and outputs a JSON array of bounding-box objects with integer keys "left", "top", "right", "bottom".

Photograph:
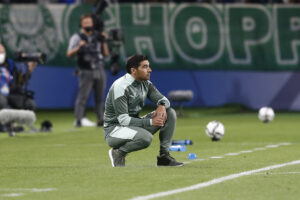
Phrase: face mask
[
  {"left": 0, "top": 53, "right": 6, "bottom": 64},
  {"left": 83, "top": 26, "right": 93, "bottom": 33}
]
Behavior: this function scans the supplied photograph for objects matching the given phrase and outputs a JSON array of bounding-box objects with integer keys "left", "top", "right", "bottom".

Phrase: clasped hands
[{"left": 152, "top": 105, "right": 167, "bottom": 127}]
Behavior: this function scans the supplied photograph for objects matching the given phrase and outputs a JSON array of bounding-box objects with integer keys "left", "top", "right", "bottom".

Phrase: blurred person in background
[
  {"left": 67, "top": 14, "right": 109, "bottom": 127},
  {"left": 0, "top": 43, "right": 36, "bottom": 111},
  {"left": 103, "top": 54, "right": 184, "bottom": 167}
]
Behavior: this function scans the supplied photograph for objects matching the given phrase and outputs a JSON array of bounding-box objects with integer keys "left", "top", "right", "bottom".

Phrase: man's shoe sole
[
  {"left": 108, "top": 149, "right": 115, "bottom": 167},
  {"left": 157, "top": 163, "right": 184, "bottom": 167}
]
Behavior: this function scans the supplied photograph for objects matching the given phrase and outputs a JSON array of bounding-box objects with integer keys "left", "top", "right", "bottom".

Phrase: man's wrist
[{"left": 158, "top": 102, "right": 165, "bottom": 106}]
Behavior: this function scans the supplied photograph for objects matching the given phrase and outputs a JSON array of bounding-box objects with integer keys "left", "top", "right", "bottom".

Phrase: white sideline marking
[
  {"left": 193, "top": 158, "right": 206, "bottom": 162},
  {"left": 131, "top": 160, "right": 300, "bottom": 200},
  {"left": 225, "top": 152, "right": 241, "bottom": 156},
  {"left": 31, "top": 188, "right": 56, "bottom": 192},
  {"left": 183, "top": 143, "right": 291, "bottom": 165},
  {"left": 253, "top": 171, "right": 300, "bottom": 175},
  {"left": 266, "top": 145, "right": 279, "bottom": 148},
  {"left": 210, "top": 156, "right": 223, "bottom": 159},
  {"left": 2, "top": 193, "right": 24, "bottom": 197},
  {"left": 0, "top": 188, "right": 56, "bottom": 198},
  {"left": 253, "top": 147, "right": 266, "bottom": 151},
  {"left": 0, "top": 188, "right": 56, "bottom": 192},
  {"left": 278, "top": 142, "right": 291, "bottom": 146},
  {"left": 239, "top": 150, "right": 253, "bottom": 153}
]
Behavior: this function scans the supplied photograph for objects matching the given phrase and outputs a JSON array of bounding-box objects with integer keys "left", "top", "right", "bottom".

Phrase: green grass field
[{"left": 0, "top": 107, "right": 299, "bottom": 200}]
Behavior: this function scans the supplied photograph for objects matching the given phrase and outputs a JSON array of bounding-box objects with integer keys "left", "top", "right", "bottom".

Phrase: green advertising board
[{"left": 0, "top": 4, "right": 300, "bottom": 70}]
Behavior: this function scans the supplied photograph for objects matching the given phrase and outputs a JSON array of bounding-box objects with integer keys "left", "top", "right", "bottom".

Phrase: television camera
[
  {"left": 92, "top": 0, "right": 124, "bottom": 75},
  {"left": 12, "top": 51, "right": 46, "bottom": 101},
  {"left": 14, "top": 51, "right": 47, "bottom": 65}
]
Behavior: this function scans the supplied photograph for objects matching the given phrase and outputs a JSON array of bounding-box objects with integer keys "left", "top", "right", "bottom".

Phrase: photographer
[
  {"left": 0, "top": 43, "right": 37, "bottom": 111},
  {"left": 67, "top": 14, "right": 109, "bottom": 127}
]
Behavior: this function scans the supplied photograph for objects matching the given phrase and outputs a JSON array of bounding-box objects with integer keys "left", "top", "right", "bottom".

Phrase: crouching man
[{"left": 103, "top": 54, "right": 184, "bottom": 167}]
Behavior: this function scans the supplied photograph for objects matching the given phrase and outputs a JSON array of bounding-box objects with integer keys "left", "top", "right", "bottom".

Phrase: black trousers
[{"left": 0, "top": 94, "right": 35, "bottom": 110}]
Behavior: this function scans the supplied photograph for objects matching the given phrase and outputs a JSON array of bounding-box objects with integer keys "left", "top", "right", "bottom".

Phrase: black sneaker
[
  {"left": 157, "top": 153, "right": 184, "bottom": 167},
  {"left": 75, "top": 119, "right": 81, "bottom": 127},
  {"left": 108, "top": 148, "right": 125, "bottom": 167}
]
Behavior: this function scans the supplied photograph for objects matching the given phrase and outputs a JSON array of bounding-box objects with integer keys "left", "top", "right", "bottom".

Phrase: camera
[
  {"left": 92, "top": 0, "right": 124, "bottom": 42},
  {"left": 11, "top": 50, "right": 46, "bottom": 104},
  {"left": 14, "top": 51, "right": 47, "bottom": 64},
  {"left": 108, "top": 28, "right": 124, "bottom": 42},
  {"left": 91, "top": 0, "right": 124, "bottom": 76}
]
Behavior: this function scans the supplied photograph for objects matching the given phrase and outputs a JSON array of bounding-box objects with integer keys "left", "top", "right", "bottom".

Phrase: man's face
[
  {"left": 133, "top": 60, "right": 152, "bottom": 81},
  {"left": 0, "top": 44, "right": 5, "bottom": 54},
  {"left": 81, "top": 17, "right": 94, "bottom": 35},
  {"left": 0, "top": 44, "right": 6, "bottom": 64}
]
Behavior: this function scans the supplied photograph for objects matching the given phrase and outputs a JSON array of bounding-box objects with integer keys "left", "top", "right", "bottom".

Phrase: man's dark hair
[{"left": 126, "top": 54, "right": 148, "bottom": 74}]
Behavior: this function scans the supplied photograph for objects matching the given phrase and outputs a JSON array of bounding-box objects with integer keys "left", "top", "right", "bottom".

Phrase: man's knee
[
  {"left": 166, "top": 107, "right": 177, "bottom": 122},
  {"left": 139, "top": 133, "right": 153, "bottom": 148}
]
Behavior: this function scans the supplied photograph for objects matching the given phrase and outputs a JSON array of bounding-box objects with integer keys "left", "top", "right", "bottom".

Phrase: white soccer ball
[
  {"left": 205, "top": 120, "right": 225, "bottom": 141},
  {"left": 258, "top": 107, "right": 275, "bottom": 123}
]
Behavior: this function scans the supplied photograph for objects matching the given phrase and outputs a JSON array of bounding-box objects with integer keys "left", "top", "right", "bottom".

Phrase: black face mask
[{"left": 83, "top": 26, "right": 93, "bottom": 32}]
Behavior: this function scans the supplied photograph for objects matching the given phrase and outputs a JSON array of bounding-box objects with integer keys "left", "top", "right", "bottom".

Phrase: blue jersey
[{"left": 0, "top": 59, "right": 14, "bottom": 96}]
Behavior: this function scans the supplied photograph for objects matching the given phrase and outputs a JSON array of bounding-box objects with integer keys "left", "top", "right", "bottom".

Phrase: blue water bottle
[
  {"left": 172, "top": 140, "right": 193, "bottom": 145},
  {"left": 169, "top": 145, "right": 186, "bottom": 152},
  {"left": 188, "top": 153, "right": 197, "bottom": 160}
]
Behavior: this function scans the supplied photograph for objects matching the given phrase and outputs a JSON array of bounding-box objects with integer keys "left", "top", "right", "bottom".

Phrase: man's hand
[
  {"left": 152, "top": 116, "right": 165, "bottom": 127},
  {"left": 66, "top": 40, "right": 86, "bottom": 58},
  {"left": 152, "top": 105, "right": 167, "bottom": 127},
  {"left": 27, "top": 61, "right": 37, "bottom": 73},
  {"left": 79, "top": 40, "right": 86, "bottom": 48},
  {"left": 101, "top": 31, "right": 108, "bottom": 39}
]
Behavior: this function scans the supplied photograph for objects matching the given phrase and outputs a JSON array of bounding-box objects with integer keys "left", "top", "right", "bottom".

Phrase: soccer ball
[
  {"left": 258, "top": 107, "right": 275, "bottom": 123},
  {"left": 205, "top": 120, "right": 225, "bottom": 141}
]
